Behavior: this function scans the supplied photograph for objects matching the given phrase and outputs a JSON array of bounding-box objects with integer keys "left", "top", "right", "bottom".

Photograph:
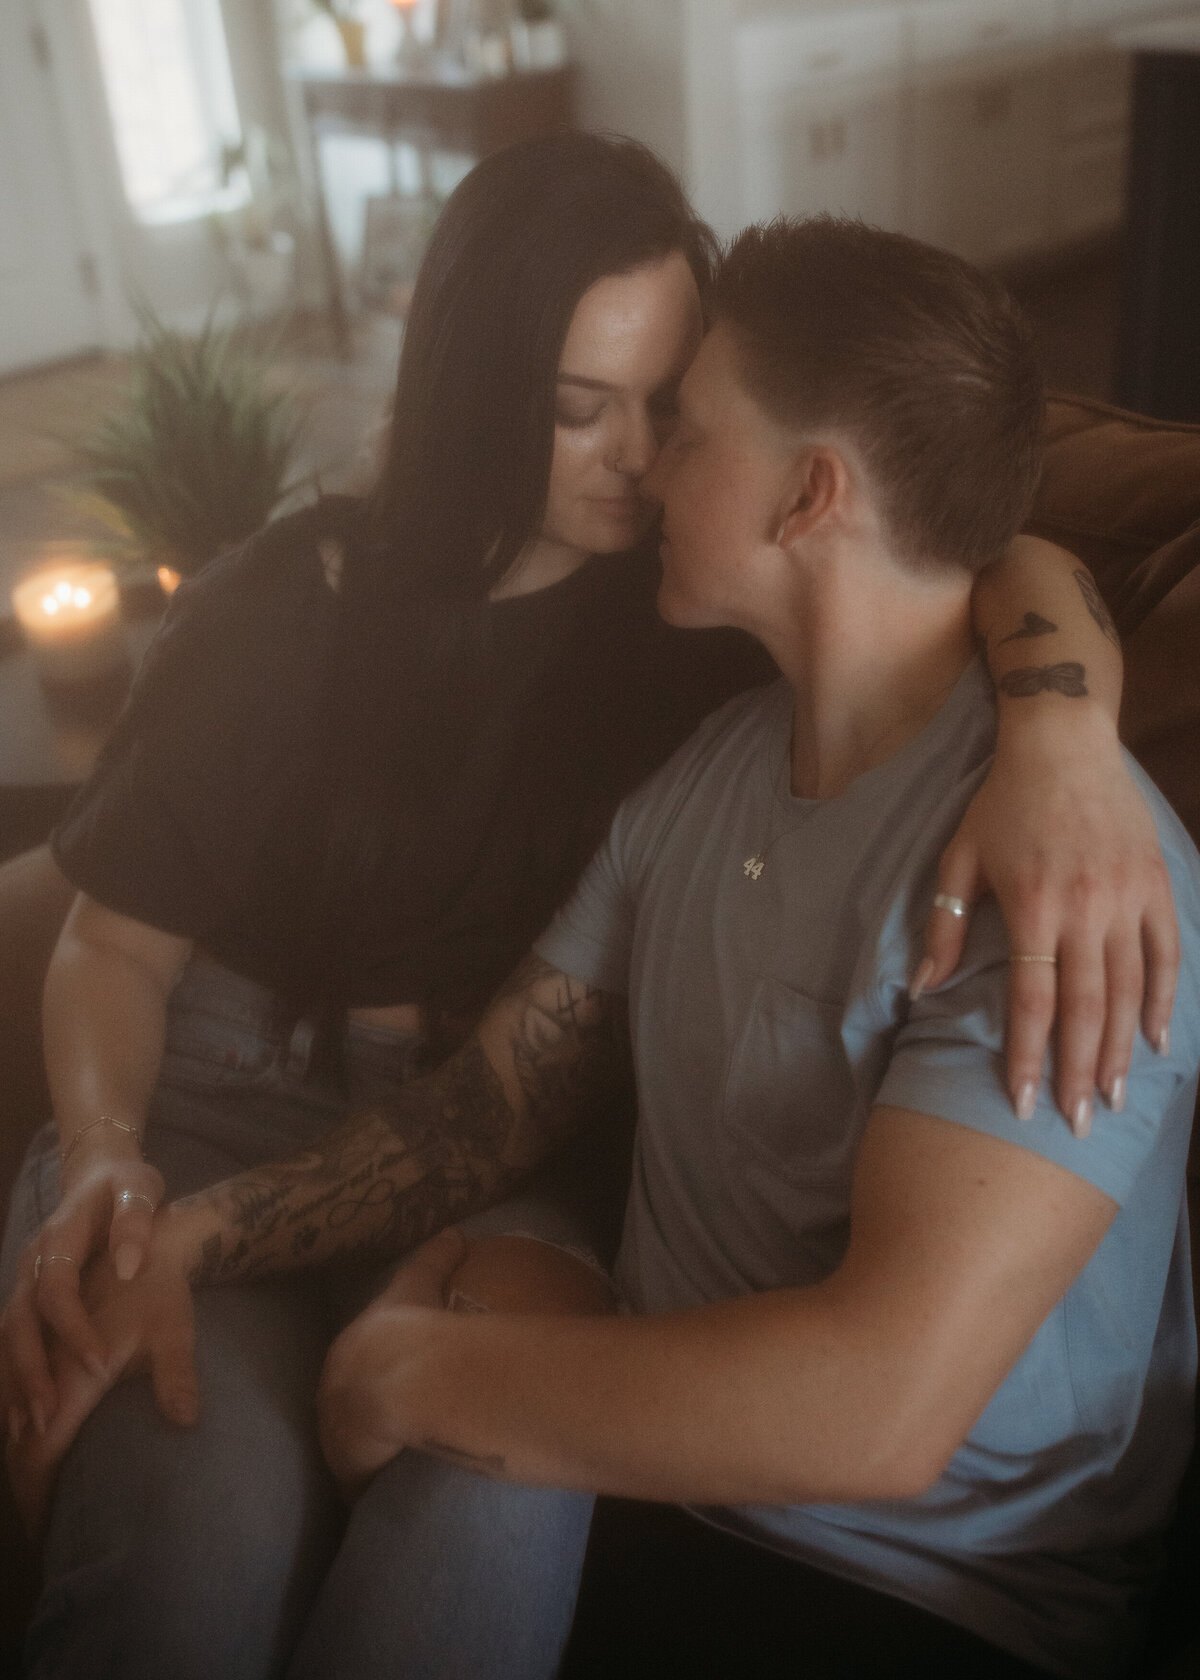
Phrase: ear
[{"left": 773, "top": 448, "right": 848, "bottom": 549}]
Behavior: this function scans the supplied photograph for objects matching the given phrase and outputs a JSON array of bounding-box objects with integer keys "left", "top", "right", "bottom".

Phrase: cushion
[
  {"left": 1025, "top": 393, "right": 1200, "bottom": 857},
  {"left": 1030, "top": 393, "right": 1200, "bottom": 639}
]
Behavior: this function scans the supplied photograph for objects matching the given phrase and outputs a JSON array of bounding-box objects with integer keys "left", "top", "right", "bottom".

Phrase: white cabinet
[
  {"left": 568, "top": 0, "right": 1200, "bottom": 269},
  {"left": 905, "top": 1, "right": 1056, "bottom": 265},
  {"left": 1053, "top": 3, "right": 1136, "bottom": 245},
  {"left": 736, "top": 10, "right": 905, "bottom": 228}
]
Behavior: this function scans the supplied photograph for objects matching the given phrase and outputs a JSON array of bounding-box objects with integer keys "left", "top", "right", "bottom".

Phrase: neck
[
  {"left": 489, "top": 536, "right": 591, "bottom": 601},
  {"left": 756, "top": 539, "right": 975, "bottom": 801}
]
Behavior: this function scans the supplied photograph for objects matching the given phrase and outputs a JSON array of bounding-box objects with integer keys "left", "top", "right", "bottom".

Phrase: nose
[{"left": 609, "top": 405, "right": 660, "bottom": 481}]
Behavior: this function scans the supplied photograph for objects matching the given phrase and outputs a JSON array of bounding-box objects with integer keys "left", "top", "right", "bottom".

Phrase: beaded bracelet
[{"left": 60, "top": 1115, "right": 142, "bottom": 1167}]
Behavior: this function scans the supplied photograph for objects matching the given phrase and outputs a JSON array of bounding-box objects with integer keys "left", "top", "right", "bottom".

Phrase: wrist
[
  {"left": 994, "top": 692, "right": 1120, "bottom": 759},
  {"left": 59, "top": 1113, "right": 143, "bottom": 1170},
  {"left": 58, "top": 1124, "right": 144, "bottom": 1191}
]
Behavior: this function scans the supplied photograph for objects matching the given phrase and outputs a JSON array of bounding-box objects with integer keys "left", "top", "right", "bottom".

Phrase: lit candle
[{"left": 12, "top": 554, "right": 127, "bottom": 684}]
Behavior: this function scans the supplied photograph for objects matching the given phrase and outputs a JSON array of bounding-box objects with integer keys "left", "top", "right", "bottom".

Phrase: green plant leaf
[{"left": 65, "top": 303, "right": 305, "bottom": 574}]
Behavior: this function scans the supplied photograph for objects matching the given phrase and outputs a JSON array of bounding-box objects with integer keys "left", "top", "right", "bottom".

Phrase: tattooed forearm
[
  {"left": 998, "top": 610, "right": 1058, "bottom": 644},
  {"left": 1073, "top": 569, "right": 1119, "bottom": 646},
  {"left": 998, "top": 661, "right": 1089, "bottom": 699},
  {"left": 180, "top": 958, "right": 628, "bottom": 1290},
  {"left": 498, "top": 955, "right": 631, "bottom": 1138},
  {"left": 184, "top": 1044, "right": 523, "bottom": 1286}
]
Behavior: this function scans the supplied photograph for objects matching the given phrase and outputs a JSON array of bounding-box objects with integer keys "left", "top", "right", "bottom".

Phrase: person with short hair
[{"left": 286, "top": 220, "right": 1195, "bottom": 1678}]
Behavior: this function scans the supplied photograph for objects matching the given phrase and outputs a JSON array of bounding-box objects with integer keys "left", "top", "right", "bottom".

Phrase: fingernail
[
  {"left": 114, "top": 1243, "right": 139, "bottom": 1282},
  {"left": 909, "top": 958, "right": 935, "bottom": 1002},
  {"left": 1107, "top": 1075, "right": 1126, "bottom": 1113},
  {"left": 1072, "top": 1097, "right": 1092, "bottom": 1139},
  {"left": 1156, "top": 1027, "right": 1170, "bottom": 1057},
  {"left": 1016, "top": 1082, "right": 1037, "bottom": 1122}
]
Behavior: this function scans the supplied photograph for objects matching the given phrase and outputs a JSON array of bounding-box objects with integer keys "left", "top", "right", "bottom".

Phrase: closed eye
[{"left": 555, "top": 400, "right": 606, "bottom": 429}]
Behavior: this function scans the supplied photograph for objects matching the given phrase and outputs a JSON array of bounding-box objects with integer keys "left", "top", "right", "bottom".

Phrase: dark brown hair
[
  {"left": 712, "top": 217, "right": 1045, "bottom": 573},
  {"left": 362, "top": 129, "right": 718, "bottom": 599},
  {"left": 309, "top": 133, "right": 717, "bottom": 999}
]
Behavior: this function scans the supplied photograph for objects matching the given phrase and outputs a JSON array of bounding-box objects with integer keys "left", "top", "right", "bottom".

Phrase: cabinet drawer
[
  {"left": 909, "top": 0, "right": 1054, "bottom": 67},
  {"left": 735, "top": 8, "right": 904, "bottom": 98}
]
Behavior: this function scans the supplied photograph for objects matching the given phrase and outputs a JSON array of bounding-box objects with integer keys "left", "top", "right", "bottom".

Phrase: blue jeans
[{"left": 3, "top": 960, "right": 607, "bottom": 1679}]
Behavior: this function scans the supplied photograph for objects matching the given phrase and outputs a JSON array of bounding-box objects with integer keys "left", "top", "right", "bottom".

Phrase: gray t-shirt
[{"left": 536, "top": 659, "right": 1200, "bottom": 1679}]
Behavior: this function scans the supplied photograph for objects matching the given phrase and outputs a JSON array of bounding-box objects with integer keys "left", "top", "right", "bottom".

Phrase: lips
[{"left": 590, "top": 496, "right": 643, "bottom": 519}]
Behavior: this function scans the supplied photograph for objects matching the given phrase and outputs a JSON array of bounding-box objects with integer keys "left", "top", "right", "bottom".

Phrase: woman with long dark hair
[{"left": 0, "top": 132, "right": 1173, "bottom": 1679}]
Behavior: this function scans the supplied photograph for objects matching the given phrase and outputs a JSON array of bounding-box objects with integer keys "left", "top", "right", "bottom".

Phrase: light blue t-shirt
[{"left": 536, "top": 660, "right": 1200, "bottom": 1679}]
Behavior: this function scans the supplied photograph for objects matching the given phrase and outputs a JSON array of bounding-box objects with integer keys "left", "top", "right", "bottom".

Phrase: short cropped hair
[{"left": 711, "top": 218, "right": 1045, "bottom": 574}]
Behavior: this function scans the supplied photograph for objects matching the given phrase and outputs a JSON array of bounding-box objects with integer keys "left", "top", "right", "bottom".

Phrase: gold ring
[
  {"left": 34, "top": 1253, "right": 78, "bottom": 1282},
  {"left": 1012, "top": 954, "right": 1058, "bottom": 965},
  {"left": 933, "top": 894, "right": 969, "bottom": 917},
  {"left": 115, "top": 1190, "right": 158, "bottom": 1215}
]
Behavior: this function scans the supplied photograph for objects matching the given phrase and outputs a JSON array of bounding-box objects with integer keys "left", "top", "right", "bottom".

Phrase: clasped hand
[
  {"left": 2, "top": 1227, "right": 196, "bottom": 1538},
  {"left": 317, "top": 1229, "right": 471, "bottom": 1494}
]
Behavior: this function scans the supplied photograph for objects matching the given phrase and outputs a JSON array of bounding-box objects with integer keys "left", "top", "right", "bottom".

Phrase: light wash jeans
[{"left": 2, "top": 959, "right": 610, "bottom": 1680}]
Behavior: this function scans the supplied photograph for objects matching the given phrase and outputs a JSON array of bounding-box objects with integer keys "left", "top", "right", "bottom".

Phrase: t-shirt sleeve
[
  {"left": 51, "top": 529, "right": 331, "bottom": 945},
  {"left": 877, "top": 897, "right": 1195, "bottom": 1208},
  {"left": 533, "top": 806, "right": 637, "bottom": 996}
]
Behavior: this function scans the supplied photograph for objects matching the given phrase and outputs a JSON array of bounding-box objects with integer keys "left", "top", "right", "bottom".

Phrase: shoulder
[
  {"left": 137, "top": 498, "right": 361, "bottom": 703},
  {"left": 168, "top": 497, "right": 357, "bottom": 633}
]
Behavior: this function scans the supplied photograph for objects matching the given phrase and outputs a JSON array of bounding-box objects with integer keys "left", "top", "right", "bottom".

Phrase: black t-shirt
[{"left": 52, "top": 503, "right": 772, "bottom": 1012}]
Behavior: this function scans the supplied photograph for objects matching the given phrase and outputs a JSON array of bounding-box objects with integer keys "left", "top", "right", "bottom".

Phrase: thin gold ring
[
  {"left": 1012, "top": 953, "right": 1058, "bottom": 965},
  {"left": 33, "top": 1253, "right": 78, "bottom": 1282},
  {"left": 115, "top": 1190, "right": 158, "bottom": 1215}
]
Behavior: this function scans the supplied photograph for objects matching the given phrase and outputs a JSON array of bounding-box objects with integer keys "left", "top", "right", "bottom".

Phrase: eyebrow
[{"left": 556, "top": 375, "right": 617, "bottom": 392}]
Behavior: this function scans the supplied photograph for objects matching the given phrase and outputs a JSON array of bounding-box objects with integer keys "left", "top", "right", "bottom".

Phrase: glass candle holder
[{"left": 12, "top": 555, "right": 127, "bottom": 686}]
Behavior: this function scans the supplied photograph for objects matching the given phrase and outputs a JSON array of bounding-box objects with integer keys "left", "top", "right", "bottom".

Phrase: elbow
[
  {"left": 775, "top": 1410, "right": 961, "bottom": 1505},
  {"left": 871, "top": 1438, "right": 955, "bottom": 1501}
]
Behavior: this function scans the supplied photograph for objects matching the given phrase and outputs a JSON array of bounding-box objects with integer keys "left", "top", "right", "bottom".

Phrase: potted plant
[{"left": 66, "top": 306, "right": 304, "bottom": 591}]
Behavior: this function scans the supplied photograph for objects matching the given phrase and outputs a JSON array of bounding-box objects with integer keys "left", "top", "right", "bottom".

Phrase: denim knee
[
  {"left": 289, "top": 1451, "right": 594, "bottom": 1680},
  {"left": 26, "top": 1283, "right": 342, "bottom": 1680}
]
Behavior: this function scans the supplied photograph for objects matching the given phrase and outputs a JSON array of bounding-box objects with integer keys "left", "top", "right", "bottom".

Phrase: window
[{"left": 87, "top": 0, "right": 249, "bottom": 225}]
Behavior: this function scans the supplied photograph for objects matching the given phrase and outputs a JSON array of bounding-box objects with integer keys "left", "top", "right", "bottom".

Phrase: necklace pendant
[{"left": 743, "top": 855, "right": 765, "bottom": 881}]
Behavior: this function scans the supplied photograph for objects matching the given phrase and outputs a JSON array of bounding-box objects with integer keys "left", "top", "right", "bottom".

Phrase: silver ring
[
  {"left": 34, "top": 1253, "right": 77, "bottom": 1282},
  {"left": 115, "top": 1190, "right": 158, "bottom": 1215},
  {"left": 1012, "top": 953, "right": 1058, "bottom": 965},
  {"left": 932, "top": 894, "right": 969, "bottom": 918}
]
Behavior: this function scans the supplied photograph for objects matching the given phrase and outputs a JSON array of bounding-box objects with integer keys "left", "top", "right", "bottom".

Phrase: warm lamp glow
[
  {"left": 12, "top": 554, "right": 126, "bottom": 684},
  {"left": 157, "top": 565, "right": 182, "bottom": 595}
]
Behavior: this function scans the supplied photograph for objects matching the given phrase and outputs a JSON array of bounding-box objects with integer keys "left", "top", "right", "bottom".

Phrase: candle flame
[
  {"left": 55, "top": 581, "right": 73, "bottom": 602},
  {"left": 42, "top": 595, "right": 60, "bottom": 615}
]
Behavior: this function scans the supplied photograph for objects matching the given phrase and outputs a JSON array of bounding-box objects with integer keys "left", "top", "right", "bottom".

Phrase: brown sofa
[{"left": 1, "top": 393, "right": 1199, "bottom": 1674}]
